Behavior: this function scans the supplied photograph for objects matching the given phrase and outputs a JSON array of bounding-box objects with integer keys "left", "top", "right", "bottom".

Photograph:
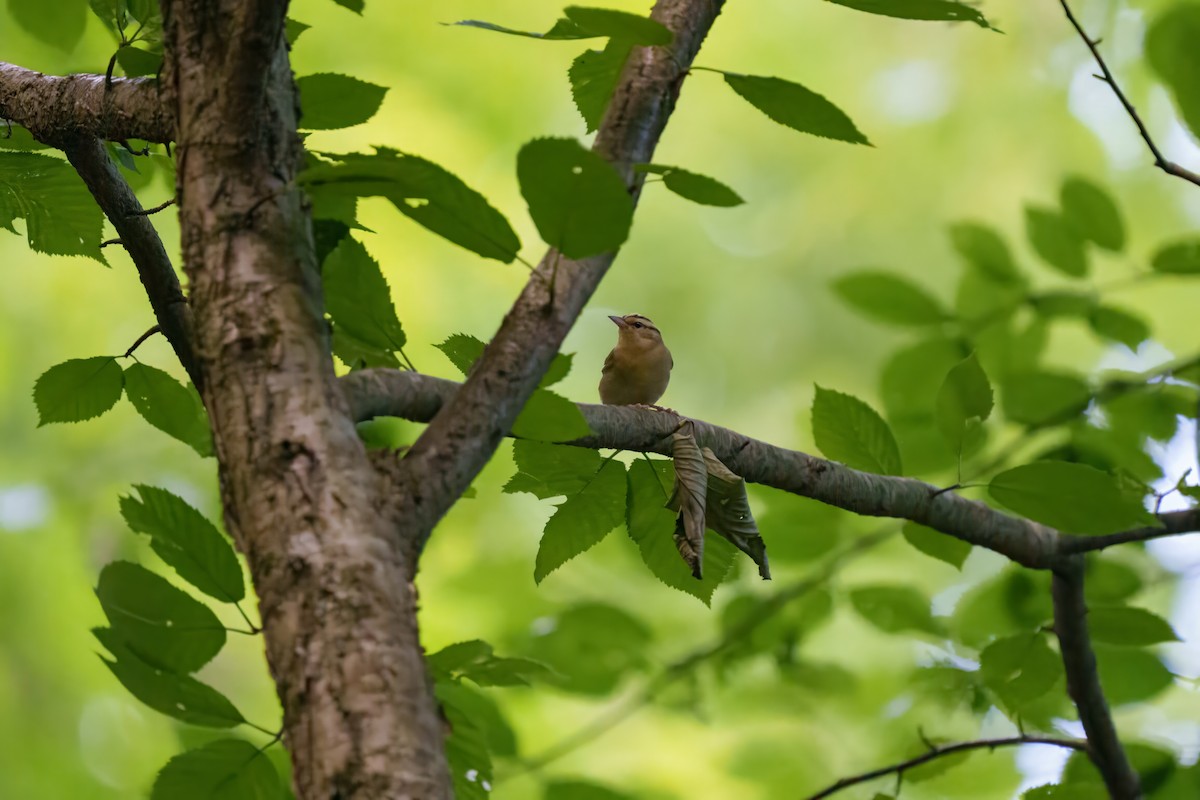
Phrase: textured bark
[
  {"left": 0, "top": 61, "right": 172, "bottom": 142},
  {"left": 342, "top": 370, "right": 1200, "bottom": 569},
  {"left": 161, "top": 1, "right": 450, "bottom": 797}
]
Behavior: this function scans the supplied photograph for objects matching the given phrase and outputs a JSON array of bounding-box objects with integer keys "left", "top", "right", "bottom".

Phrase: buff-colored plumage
[{"left": 598, "top": 314, "right": 673, "bottom": 406}]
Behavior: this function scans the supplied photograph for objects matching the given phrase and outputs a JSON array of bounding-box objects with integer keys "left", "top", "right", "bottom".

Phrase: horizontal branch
[
  {"left": 340, "top": 370, "right": 1198, "bottom": 568},
  {"left": 0, "top": 62, "right": 173, "bottom": 144},
  {"left": 805, "top": 735, "right": 1090, "bottom": 800}
]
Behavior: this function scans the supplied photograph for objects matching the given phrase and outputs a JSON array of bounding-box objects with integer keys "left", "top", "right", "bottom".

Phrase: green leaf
[
  {"left": 0, "top": 124, "right": 49, "bottom": 151},
  {"left": 152, "top": 739, "right": 284, "bottom": 800},
  {"left": 625, "top": 458, "right": 735, "bottom": 605},
  {"left": 95, "top": 631, "right": 245, "bottom": 727},
  {"left": 636, "top": 164, "right": 744, "bottom": 207},
  {"left": 285, "top": 18, "right": 311, "bottom": 45},
  {"left": 505, "top": 440, "right": 603, "bottom": 499},
  {"left": 427, "top": 640, "right": 551, "bottom": 687},
  {"left": 980, "top": 632, "right": 1061, "bottom": 709},
  {"left": 1030, "top": 291, "right": 1096, "bottom": 318},
  {"left": 1060, "top": 176, "right": 1124, "bottom": 252},
  {"left": 826, "top": 0, "right": 997, "bottom": 29},
  {"left": 1095, "top": 645, "right": 1173, "bottom": 705},
  {"left": 723, "top": 73, "right": 870, "bottom": 145},
  {"left": 902, "top": 521, "right": 971, "bottom": 569},
  {"left": 832, "top": 271, "right": 947, "bottom": 326},
  {"left": 517, "top": 137, "right": 633, "bottom": 259},
  {"left": 1151, "top": 239, "right": 1200, "bottom": 275},
  {"left": 525, "top": 602, "right": 651, "bottom": 695},
  {"left": 1088, "top": 606, "right": 1179, "bottom": 646},
  {"left": 1088, "top": 305, "right": 1149, "bottom": 350},
  {"left": 811, "top": 385, "right": 903, "bottom": 475},
  {"left": 949, "top": 222, "right": 1021, "bottom": 283},
  {"left": 569, "top": 39, "right": 633, "bottom": 133},
  {"left": 1025, "top": 206, "right": 1088, "bottom": 277},
  {"left": 935, "top": 352, "right": 993, "bottom": 450},
  {"left": 534, "top": 459, "right": 626, "bottom": 581},
  {"left": 435, "top": 680, "right": 494, "bottom": 800},
  {"left": 123, "top": 364, "right": 212, "bottom": 456},
  {"left": 116, "top": 46, "right": 162, "bottom": 78},
  {"left": 331, "top": 0, "right": 364, "bottom": 12},
  {"left": 1000, "top": 370, "right": 1090, "bottom": 426},
  {"left": 1146, "top": 4, "right": 1200, "bottom": 141},
  {"left": 436, "top": 332, "right": 572, "bottom": 389},
  {"left": 849, "top": 585, "right": 941, "bottom": 635},
  {"left": 0, "top": 152, "right": 107, "bottom": 263},
  {"left": 34, "top": 356, "right": 123, "bottom": 425},
  {"left": 512, "top": 388, "right": 591, "bottom": 442},
  {"left": 296, "top": 73, "right": 387, "bottom": 131},
  {"left": 331, "top": 325, "right": 400, "bottom": 371},
  {"left": 433, "top": 680, "right": 516, "bottom": 758},
  {"left": 10, "top": 0, "right": 86, "bottom": 51},
  {"left": 120, "top": 485, "right": 245, "bottom": 603},
  {"left": 300, "top": 150, "right": 520, "bottom": 262},
  {"left": 96, "top": 562, "right": 225, "bottom": 674},
  {"left": 451, "top": 6, "right": 671, "bottom": 45},
  {"left": 322, "top": 236, "right": 406, "bottom": 355},
  {"left": 545, "top": 779, "right": 635, "bottom": 800},
  {"left": 988, "top": 461, "right": 1158, "bottom": 534}
]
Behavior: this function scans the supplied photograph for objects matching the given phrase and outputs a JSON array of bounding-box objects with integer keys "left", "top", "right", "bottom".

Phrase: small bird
[{"left": 599, "top": 313, "right": 673, "bottom": 408}]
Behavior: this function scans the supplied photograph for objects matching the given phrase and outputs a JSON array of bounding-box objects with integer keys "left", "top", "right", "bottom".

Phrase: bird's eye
[{"left": 633, "top": 322, "right": 643, "bottom": 329}]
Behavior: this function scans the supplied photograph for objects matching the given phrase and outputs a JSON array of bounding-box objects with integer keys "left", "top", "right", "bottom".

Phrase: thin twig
[
  {"left": 101, "top": 238, "right": 123, "bottom": 248},
  {"left": 123, "top": 324, "right": 161, "bottom": 358},
  {"left": 804, "top": 735, "right": 1090, "bottom": 800},
  {"left": 499, "top": 528, "right": 896, "bottom": 782},
  {"left": 129, "top": 198, "right": 175, "bottom": 216},
  {"left": 1058, "top": 0, "right": 1200, "bottom": 187}
]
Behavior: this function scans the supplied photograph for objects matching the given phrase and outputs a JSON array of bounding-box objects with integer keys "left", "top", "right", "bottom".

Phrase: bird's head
[{"left": 609, "top": 314, "right": 664, "bottom": 347}]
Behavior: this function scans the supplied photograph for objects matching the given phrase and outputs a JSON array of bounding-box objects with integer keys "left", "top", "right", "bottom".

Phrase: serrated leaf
[
  {"left": 833, "top": 271, "right": 948, "bottom": 326},
  {"left": 331, "top": 325, "right": 400, "bottom": 371},
  {"left": 123, "top": 363, "right": 212, "bottom": 456},
  {"left": 1025, "top": 206, "right": 1088, "bottom": 277},
  {"left": 300, "top": 150, "right": 520, "bottom": 262},
  {"left": 427, "top": 640, "right": 551, "bottom": 687},
  {"left": 331, "top": 0, "right": 363, "bottom": 12},
  {"left": 811, "top": 385, "right": 902, "bottom": 475},
  {"left": 34, "top": 356, "right": 123, "bottom": 425},
  {"left": 322, "top": 236, "right": 406, "bottom": 356},
  {"left": 1088, "top": 606, "right": 1179, "bottom": 646},
  {"left": 902, "top": 521, "right": 971, "bottom": 569},
  {"left": 436, "top": 333, "right": 571, "bottom": 388},
  {"left": 152, "top": 739, "right": 284, "bottom": 800},
  {"left": 1001, "top": 370, "right": 1090, "bottom": 426},
  {"left": 95, "top": 631, "right": 244, "bottom": 727},
  {"left": 1151, "top": 239, "right": 1200, "bottom": 275},
  {"left": 120, "top": 485, "right": 245, "bottom": 603},
  {"left": 517, "top": 137, "right": 633, "bottom": 259},
  {"left": 505, "top": 440, "right": 602, "bottom": 498},
  {"left": 667, "top": 423, "right": 708, "bottom": 578},
  {"left": 0, "top": 152, "right": 106, "bottom": 262},
  {"left": 436, "top": 682, "right": 494, "bottom": 800},
  {"left": 702, "top": 448, "right": 770, "bottom": 579},
  {"left": 1088, "top": 305, "right": 1149, "bottom": 349},
  {"left": 625, "top": 458, "right": 734, "bottom": 604},
  {"left": 434, "top": 680, "right": 516, "bottom": 758},
  {"left": 826, "top": 0, "right": 997, "bottom": 30},
  {"left": 949, "top": 222, "right": 1021, "bottom": 283},
  {"left": 723, "top": 73, "right": 870, "bottom": 145},
  {"left": 296, "top": 73, "right": 387, "bottom": 131},
  {"left": 570, "top": 39, "right": 633, "bottom": 132},
  {"left": 285, "top": 18, "right": 310, "bottom": 45},
  {"left": 849, "top": 584, "right": 941, "bottom": 635},
  {"left": 96, "top": 561, "right": 225, "bottom": 674},
  {"left": 636, "top": 164, "right": 744, "bottom": 207},
  {"left": 1060, "top": 176, "right": 1124, "bottom": 252},
  {"left": 512, "top": 388, "right": 591, "bottom": 442},
  {"left": 989, "top": 461, "right": 1158, "bottom": 534},
  {"left": 1146, "top": 5, "right": 1200, "bottom": 141},
  {"left": 935, "top": 352, "right": 993, "bottom": 451},
  {"left": 534, "top": 459, "right": 626, "bottom": 582}
]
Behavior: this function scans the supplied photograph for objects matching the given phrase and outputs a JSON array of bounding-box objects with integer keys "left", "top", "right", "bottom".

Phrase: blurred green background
[{"left": 2, "top": 0, "right": 1199, "bottom": 797}]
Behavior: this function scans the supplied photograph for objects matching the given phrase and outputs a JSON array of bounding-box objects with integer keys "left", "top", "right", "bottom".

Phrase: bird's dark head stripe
[{"left": 623, "top": 314, "right": 658, "bottom": 332}]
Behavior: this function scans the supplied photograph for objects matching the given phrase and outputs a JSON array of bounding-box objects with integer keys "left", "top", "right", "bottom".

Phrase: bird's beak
[{"left": 608, "top": 315, "right": 627, "bottom": 328}]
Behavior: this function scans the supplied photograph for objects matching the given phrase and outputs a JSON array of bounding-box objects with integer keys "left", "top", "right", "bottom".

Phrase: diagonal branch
[
  {"left": 398, "top": 0, "right": 727, "bottom": 541},
  {"left": 342, "top": 369, "right": 1200, "bottom": 568},
  {"left": 1052, "top": 556, "right": 1142, "bottom": 798},
  {"left": 1057, "top": 0, "right": 1200, "bottom": 187},
  {"left": 804, "top": 735, "right": 1090, "bottom": 800},
  {"left": 60, "top": 137, "right": 201, "bottom": 388},
  {"left": 0, "top": 62, "right": 172, "bottom": 143}
]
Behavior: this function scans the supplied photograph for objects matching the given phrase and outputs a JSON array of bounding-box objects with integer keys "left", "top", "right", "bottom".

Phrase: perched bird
[{"left": 599, "top": 313, "right": 673, "bottom": 408}]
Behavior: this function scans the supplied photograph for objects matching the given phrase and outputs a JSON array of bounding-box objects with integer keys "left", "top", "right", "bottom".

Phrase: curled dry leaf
[
  {"left": 702, "top": 448, "right": 771, "bottom": 580},
  {"left": 667, "top": 421, "right": 707, "bottom": 578}
]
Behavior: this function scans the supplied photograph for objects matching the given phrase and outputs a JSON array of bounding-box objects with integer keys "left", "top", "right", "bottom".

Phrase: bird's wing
[{"left": 602, "top": 349, "right": 616, "bottom": 374}]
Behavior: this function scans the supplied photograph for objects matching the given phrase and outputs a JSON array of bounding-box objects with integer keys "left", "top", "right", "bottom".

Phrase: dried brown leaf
[
  {"left": 667, "top": 422, "right": 707, "bottom": 578},
  {"left": 703, "top": 448, "right": 771, "bottom": 580}
]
